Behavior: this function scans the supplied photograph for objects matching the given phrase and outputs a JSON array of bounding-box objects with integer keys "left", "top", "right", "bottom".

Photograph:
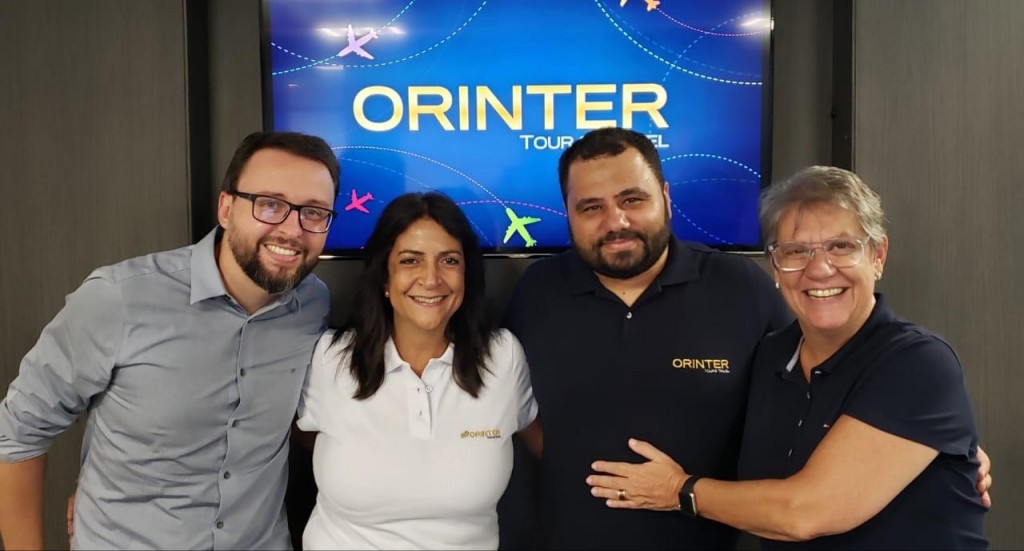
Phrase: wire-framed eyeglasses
[{"left": 766, "top": 237, "right": 868, "bottom": 272}]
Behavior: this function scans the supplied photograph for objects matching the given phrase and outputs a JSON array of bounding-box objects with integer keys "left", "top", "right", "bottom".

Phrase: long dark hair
[{"left": 333, "top": 192, "right": 494, "bottom": 399}]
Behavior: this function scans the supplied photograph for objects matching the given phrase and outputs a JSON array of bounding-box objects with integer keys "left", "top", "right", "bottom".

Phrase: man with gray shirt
[{"left": 0, "top": 131, "right": 338, "bottom": 550}]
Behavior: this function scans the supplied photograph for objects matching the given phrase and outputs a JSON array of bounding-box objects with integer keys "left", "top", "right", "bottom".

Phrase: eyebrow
[
  {"left": 573, "top": 186, "right": 652, "bottom": 211},
  {"left": 395, "top": 249, "right": 463, "bottom": 256}
]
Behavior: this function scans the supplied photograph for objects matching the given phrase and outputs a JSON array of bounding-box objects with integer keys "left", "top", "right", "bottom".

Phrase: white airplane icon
[
  {"left": 337, "top": 24, "right": 378, "bottom": 60},
  {"left": 620, "top": 0, "right": 661, "bottom": 11},
  {"left": 503, "top": 207, "right": 540, "bottom": 248}
]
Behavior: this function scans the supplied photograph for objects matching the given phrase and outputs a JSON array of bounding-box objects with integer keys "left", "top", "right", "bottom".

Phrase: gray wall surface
[
  {"left": 853, "top": 1, "right": 1024, "bottom": 546},
  {"left": 0, "top": 0, "right": 1020, "bottom": 549},
  {"left": 0, "top": 1, "right": 191, "bottom": 549}
]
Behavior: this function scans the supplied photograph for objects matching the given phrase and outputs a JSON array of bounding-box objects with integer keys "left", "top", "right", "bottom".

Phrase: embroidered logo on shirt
[
  {"left": 672, "top": 358, "right": 730, "bottom": 374},
  {"left": 461, "top": 429, "right": 502, "bottom": 439}
]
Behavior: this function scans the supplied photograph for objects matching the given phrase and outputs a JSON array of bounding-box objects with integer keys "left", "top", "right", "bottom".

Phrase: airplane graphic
[
  {"left": 337, "top": 24, "right": 378, "bottom": 60},
  {"left": 502, "top": 207, "right": 540, "bottom": 247},
  {"left": 344, "top": 189, "right": 373, "bottom": 213},
  {"left": 619, "top": 0, "right": 661, "bottom": 11}
]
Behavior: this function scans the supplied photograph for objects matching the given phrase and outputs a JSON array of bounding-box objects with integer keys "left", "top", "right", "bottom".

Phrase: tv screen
[{"left": 261, "top": 0, "right": 772, "bottom": 256}]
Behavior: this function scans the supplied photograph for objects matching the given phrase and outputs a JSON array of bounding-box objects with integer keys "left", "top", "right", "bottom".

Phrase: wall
[
  {"left": 853, "top": 1, "right": 1024, "bottom": 547},
  {"left": 0, "top": 1, "right": 190, "bottom": 549}
]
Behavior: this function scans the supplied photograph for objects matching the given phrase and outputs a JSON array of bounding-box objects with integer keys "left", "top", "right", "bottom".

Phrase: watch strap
[{"left": 678, "top": 475, "right": 703, "bottom": 517}]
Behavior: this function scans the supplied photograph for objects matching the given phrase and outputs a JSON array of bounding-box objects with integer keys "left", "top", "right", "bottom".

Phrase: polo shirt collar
[
  {"left": 564, "top": 237, "right": 700, "bottom": 295},
  {"left": 188, "top": 227, "right": 302, "bottom": 311},
  {"left": 777, "top": 293, "right": 894, "bottom": 376},
  {"left": 384, "top": 337, "right": 455, "bottom": 374}
]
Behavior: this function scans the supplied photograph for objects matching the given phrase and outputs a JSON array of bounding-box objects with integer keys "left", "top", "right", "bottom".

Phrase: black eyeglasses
[{"left": 229, "top": 191, "right": 336, "bottom": 233}]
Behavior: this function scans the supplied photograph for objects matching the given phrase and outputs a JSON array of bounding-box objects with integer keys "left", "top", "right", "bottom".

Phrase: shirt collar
[
  {"left": 190, "top": 228, "right": 229, "bottom": 305},
  {"left": 188, "top": 227, "right": 302, "bottom": 311},
  {"left": 564, "top": 237, "right": 701, "bottom": 295},
  {"left": 384, "top": 337, "right": 456, "bottom": 374},
  {"left": 777, "top": 293, "right": 894, "bottom": 376}
]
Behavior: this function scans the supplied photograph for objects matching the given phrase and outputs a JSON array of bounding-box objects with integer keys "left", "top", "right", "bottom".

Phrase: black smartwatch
[{"left": 678, "top": 475, "right": 703, "bottom": 517}]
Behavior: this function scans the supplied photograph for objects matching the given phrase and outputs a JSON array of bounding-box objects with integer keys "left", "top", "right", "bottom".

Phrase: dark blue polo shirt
[
  {"left": 504, "top": 238, "right": 791, "bottom": 550},
  {"left": 737, "top": 295, "right": 988, "bottom": 549}
]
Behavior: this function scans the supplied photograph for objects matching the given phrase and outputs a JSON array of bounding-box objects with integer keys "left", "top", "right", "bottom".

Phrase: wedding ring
[{"left": 617, "top": 489, "right": 626, "bottom": 501}]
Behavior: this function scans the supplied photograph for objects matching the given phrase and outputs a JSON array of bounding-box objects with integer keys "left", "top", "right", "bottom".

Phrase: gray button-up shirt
[{"left": 0, "top": 229, "right": 329, "bottom": 550}]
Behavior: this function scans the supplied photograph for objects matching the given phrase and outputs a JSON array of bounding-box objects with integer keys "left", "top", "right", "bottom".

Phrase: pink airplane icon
[
  {"left": 337, "top": 24, "right": 379, "bottom": 60},
  {"left": 344, "top": 189, "right": 373, "bottom": 213}
]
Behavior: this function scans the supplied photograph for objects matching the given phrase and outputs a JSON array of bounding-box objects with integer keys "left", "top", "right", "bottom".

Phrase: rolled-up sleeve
[{"left": 0, "top": 271, "right": 124, "bottom": 462}]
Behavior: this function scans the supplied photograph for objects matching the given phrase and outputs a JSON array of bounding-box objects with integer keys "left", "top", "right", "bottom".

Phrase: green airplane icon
[{"left": 503, "top": 207, "right": 540, "bottom": 247}]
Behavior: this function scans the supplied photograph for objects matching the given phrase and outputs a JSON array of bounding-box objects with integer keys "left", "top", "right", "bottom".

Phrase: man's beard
[
  {"left": 229, "top": 233, "right": 318, "bottom": 294},
  {"left": 573, "top": 212, "right": 672, "bottom": 280}
]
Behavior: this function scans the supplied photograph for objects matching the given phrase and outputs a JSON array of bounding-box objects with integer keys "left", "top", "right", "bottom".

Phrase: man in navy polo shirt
[{"left": 503, "top": 127, "right": 791, "bottom": 549}]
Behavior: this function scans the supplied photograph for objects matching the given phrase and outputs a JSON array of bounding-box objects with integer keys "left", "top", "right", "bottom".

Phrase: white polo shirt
[{"left": 296, "top": 328, "right": 538, "bottom": 550}]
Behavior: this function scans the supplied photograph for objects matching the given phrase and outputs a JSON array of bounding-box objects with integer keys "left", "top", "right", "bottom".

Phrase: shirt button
[
  {"left": 231, "top": 420, "right": 238, "bottom": 427},
  {"left": 787, "top": 449, "right": 793, "bottom": 457},
  {"left": 806, "top": 391, "right": 811, "bottom": 399},
  {"left": 797, "top": 419, "right": 803, "bottom": 427},
  {"left": 223, "top": 471, "right": 231, "bottom": 479},
  {"left": 240, "top": 368, "right": 247, "bottom": 377},
  {"left": 425, "top": 385, "right": 433, "bottom": 393},
  {"left": 216, "top": 521, "right": 224, "bottom": 529},
  {"left": 626, "top": 312, "right": 633, "bottom": 319},
  {"left": 418, "top": 410, "right": 422, "bottom": 416},
  {"left": 813, "top": 370, "right": 822, "bottom": 376}
]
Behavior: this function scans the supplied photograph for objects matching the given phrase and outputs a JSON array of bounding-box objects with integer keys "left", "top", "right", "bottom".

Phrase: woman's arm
[
  {"left": 517, "top": 418, "right": 543, "bottom": 460},
  {"left": 588, "top": 414, "right": 937, "bottom": 541}
]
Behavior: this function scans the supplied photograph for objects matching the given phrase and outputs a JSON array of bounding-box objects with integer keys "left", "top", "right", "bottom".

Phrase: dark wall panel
[
  {"left": 854, "top": 1, "right": 1024, "bottom": 548},
  {"left": 0, "top": 1, "right": 190, "bottom": 549}
]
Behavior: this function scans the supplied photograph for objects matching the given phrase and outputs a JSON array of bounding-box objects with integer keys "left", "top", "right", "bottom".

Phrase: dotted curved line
[
  {"left": 339, "top": 157, "right": 494, "bottom": 245},
  {"left": 593, "top": 0, "right": 761, "bottom": 86},
  {"left": 661, "top": 156, "right": 761, "bottom": 243},
  {"left": 682, "top": 11, "right": 765, "bottom": 62},
  {"left": 456, "top": 199, "right": 567, "bottom": 217},
  {"left": 662, "top": 153, "right": 761, "bottom": 179},
  {"left": 669, "top": 200, "right": 728, "bottom": 244},
  {"left": 271, "top": 1, "right": 488, "bottom": 75},
  {"left": 668, "top": 176, "right": 758, "bottom": 188},
  {"left": 341, "top": 158, "right": 432, "bottom": 192},
  {"left": 656, "top": 8, "right": 764, "bottom": 37},
  {"left": 615, "top": 8, "right": 760, "bottom": 80},
  {"left": 334, "top": 145, "right": 502, "bottom": 205}
]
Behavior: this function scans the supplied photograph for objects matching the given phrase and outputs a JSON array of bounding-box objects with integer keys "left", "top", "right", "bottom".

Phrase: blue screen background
[{"left": 264, "top": 0, "right": 771, "bottom": 254}]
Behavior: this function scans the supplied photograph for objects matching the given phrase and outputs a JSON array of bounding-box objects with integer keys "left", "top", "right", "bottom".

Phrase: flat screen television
[{"left": 261, "top": 0, "right": 772, "bottom": 256}]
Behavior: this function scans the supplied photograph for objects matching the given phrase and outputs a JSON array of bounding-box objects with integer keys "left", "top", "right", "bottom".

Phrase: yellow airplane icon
[{"left": 620, "top": 0, "right": 661, "bottom": 11}]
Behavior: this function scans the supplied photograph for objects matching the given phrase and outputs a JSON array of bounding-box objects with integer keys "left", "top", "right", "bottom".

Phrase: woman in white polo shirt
[{"left": 296, "top": 192, "right": 541, "bottom": 550}]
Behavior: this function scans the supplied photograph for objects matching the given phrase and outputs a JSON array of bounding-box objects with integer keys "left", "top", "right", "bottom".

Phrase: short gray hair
[{"left": 759, "top": 166, "right": 887, "bottom": 247}]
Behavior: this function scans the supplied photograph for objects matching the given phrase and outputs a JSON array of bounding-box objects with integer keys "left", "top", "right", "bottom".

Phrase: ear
[
  {"left": 873, "top": 235, "right": 889, "bottom": 274},
  {"left": 662, "top": 182, "right": 672, "bottom": 220},
  {"left": 217, "top": 192, "right": 234, "bottom": 229}
]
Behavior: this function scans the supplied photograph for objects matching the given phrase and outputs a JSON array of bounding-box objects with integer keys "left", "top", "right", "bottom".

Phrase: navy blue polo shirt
[
  {"left": 505, "top": 238, "right": 791, "bottom": 550},
  {"left": 737, "top": 295, "right": 988, "bottom": 549}
]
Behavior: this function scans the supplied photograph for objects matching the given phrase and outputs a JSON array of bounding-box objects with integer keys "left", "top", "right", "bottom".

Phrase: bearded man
[
  {"left": 0, "top": 131, "right": 338, "bottom": 550},
  {"left": 503, "top": 127, "right": 792, "bottom": 550}
]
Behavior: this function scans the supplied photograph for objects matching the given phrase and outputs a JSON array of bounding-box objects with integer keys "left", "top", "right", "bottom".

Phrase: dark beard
[
  {"left": 229, "top": 234, "right": 317, "bottom": 294},
  {"left": 574, "top": 214, "right": 672, "bottom": 280}
]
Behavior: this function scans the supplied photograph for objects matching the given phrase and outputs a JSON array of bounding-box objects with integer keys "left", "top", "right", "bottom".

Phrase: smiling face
[
  {"left": 217, "top": 148, "right": 334, "bottom": 297},
  {"left": 774, "top": 202, "right": 888, "bottom": 344},
  {"left": 565, "top": 147, "right": 672, "bottom": 280},
  {"left": 386, "top": 217, "right": 466, "bottom": 341}
]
